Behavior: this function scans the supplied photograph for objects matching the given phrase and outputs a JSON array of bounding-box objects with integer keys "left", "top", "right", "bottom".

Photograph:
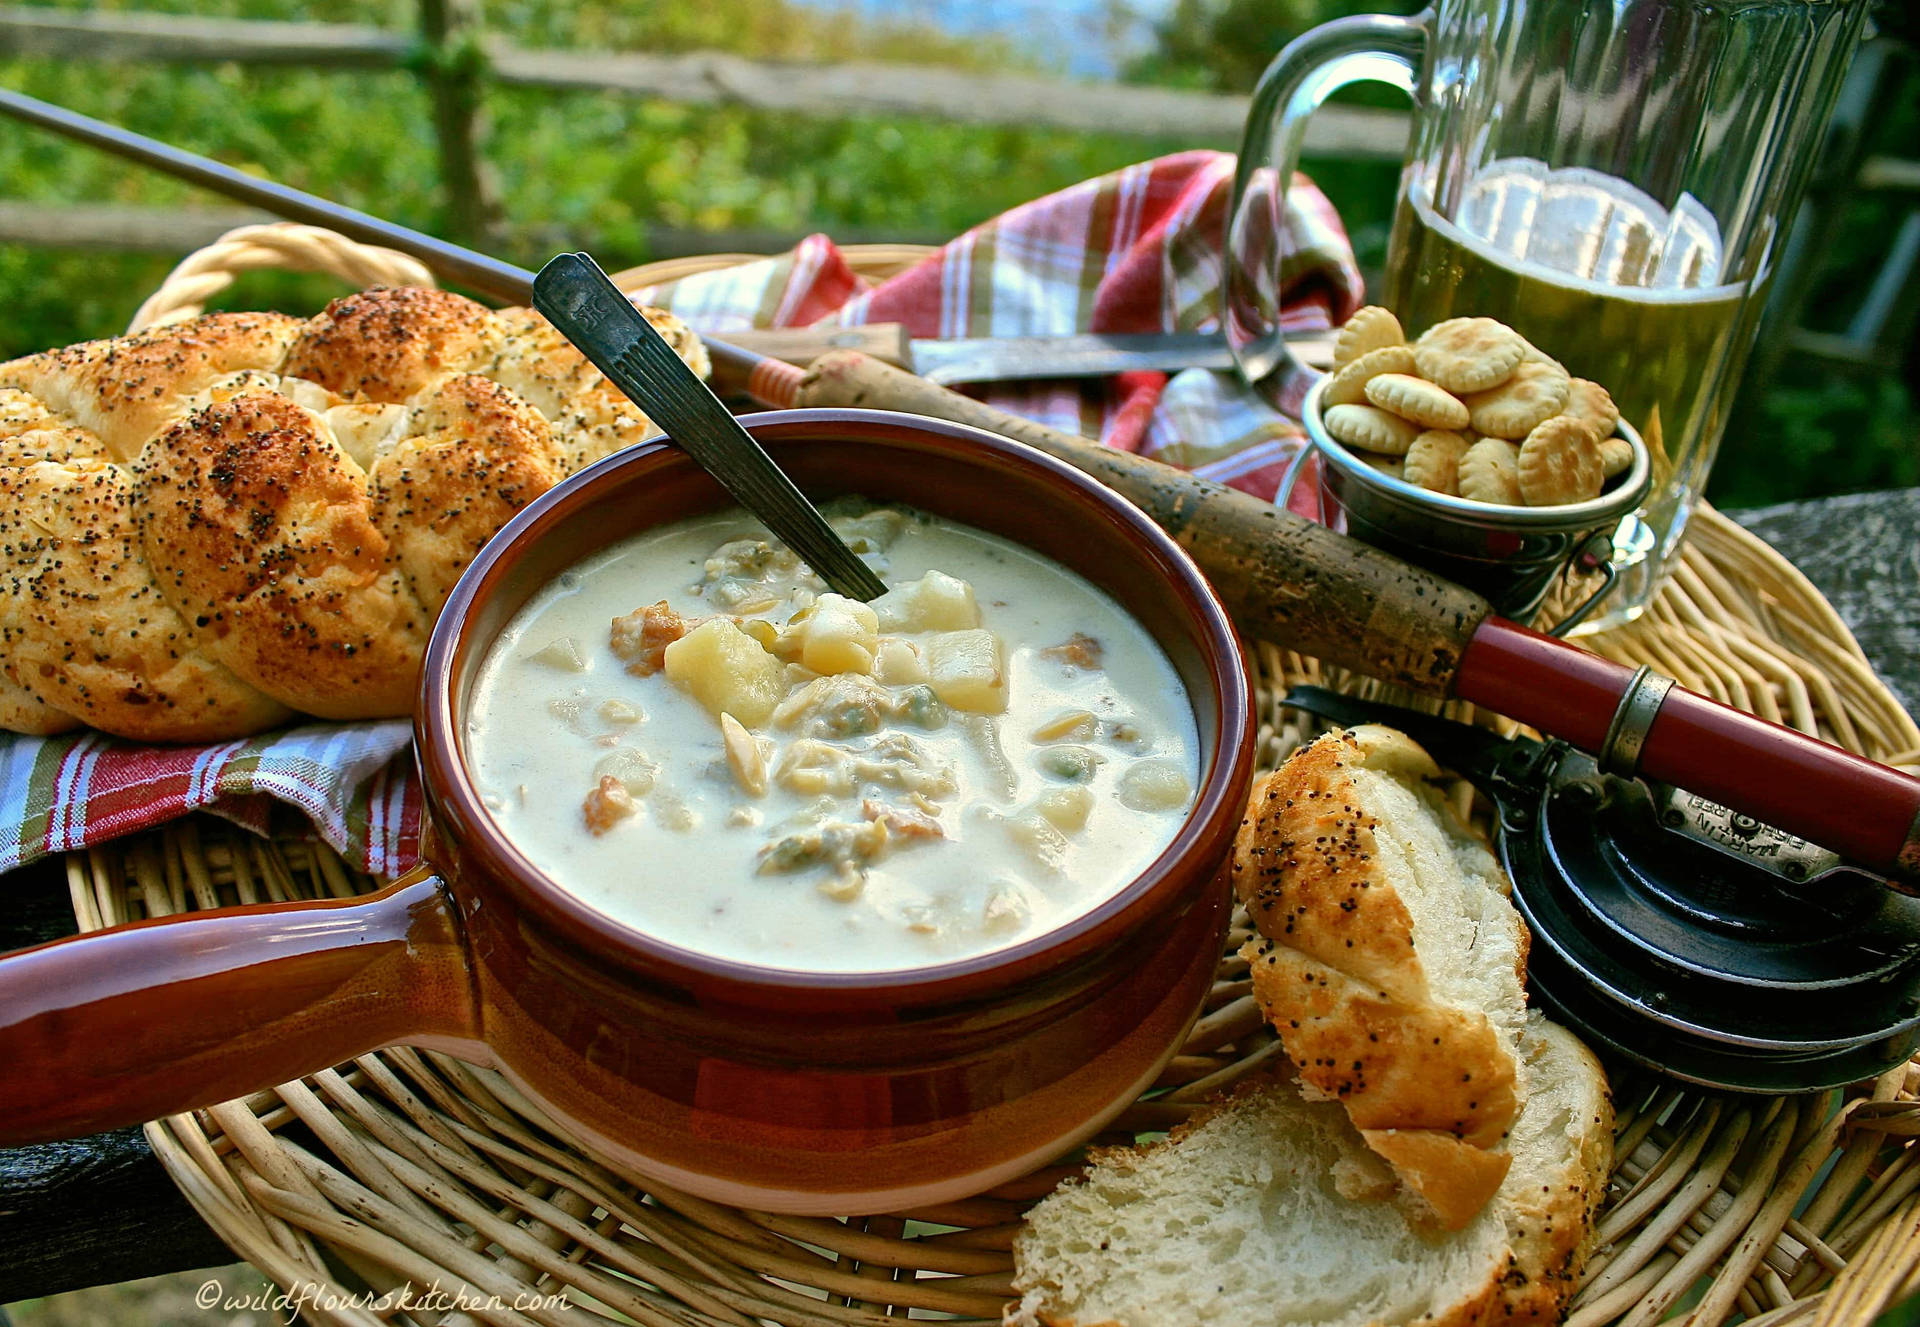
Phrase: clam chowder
[{"left": 465, "top": 503, "right": 1198, "bottom": 972}]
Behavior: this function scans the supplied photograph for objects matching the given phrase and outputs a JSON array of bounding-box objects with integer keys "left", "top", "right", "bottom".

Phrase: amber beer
[
  {"left": 1383, "top": 162, "right": 1768, "bottom": 567},
  {"left": 1225, "top": 1, "right": 1868, "bottom": 627}
]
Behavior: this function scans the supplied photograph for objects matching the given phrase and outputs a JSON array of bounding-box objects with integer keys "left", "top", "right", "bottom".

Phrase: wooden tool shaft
[{"left": 794, "top": 350, "right": 1491, "bottom": 692}]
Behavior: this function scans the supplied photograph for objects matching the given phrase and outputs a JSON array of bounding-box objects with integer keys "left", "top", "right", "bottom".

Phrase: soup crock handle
[{"left": 0, "top": 864, "right": 474, "bottom": 1145}]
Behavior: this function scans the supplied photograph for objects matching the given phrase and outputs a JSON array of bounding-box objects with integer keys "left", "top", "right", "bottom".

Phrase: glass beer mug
[{"left": 1226, "top": 0, "right": 1871, "bottom": 630}]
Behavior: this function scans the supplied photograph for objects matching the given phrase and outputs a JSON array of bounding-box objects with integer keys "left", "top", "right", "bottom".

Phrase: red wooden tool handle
[
  {"left": 1456, "top": 618, "right": 1920, "bottom": 887},
  {"left": 0, "top": 867, "right": 475, "bottom": 1145}
]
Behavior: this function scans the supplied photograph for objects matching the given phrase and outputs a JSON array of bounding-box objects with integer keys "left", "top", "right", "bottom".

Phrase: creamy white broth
[{"left": 466, "top": 503, "right": 1198, "bottom": 973}]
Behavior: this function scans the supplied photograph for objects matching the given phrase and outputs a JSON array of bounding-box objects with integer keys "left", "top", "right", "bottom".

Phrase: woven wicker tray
[{"left": 63, "top": 225, "right": 1920, "bottom": 1326}]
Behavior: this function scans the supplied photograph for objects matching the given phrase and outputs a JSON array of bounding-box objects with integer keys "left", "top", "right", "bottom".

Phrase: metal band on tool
[
  {"left": 1899, "top": 807, "right": 1920, "bottom": 896},
  {"left": 1599, "top": 665, "right": 1674, "bottom": 778}
]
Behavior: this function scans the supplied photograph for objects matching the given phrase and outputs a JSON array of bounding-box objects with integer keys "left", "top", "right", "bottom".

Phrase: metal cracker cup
[{"left": 1300, "top": 378, "right": 1653, "bottom": 634}]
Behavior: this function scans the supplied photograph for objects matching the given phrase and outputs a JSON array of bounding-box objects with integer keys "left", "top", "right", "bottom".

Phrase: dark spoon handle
[{"left": 533, "top": 253, "right": 887, "bottom": 601}]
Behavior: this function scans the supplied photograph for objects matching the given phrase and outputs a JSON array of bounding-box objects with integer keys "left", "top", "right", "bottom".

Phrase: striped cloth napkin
[{"left": 0, "top": 149, "right": 1360, "bottom": 880}]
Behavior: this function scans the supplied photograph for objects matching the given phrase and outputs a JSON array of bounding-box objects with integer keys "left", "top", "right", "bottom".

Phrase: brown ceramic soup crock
[{"left": 0, "top": 409, "right": 1253, "bottom": 1213}]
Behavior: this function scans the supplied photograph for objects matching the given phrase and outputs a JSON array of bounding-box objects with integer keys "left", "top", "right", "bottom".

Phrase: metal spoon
[{"left": 531, "top": 252, "right": 887, "bottom": 601}]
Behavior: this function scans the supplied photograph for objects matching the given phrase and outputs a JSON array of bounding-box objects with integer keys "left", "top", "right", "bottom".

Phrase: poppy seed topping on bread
[{"left": 1010, "top": 726, "right": 1612, "bottom": 1327}]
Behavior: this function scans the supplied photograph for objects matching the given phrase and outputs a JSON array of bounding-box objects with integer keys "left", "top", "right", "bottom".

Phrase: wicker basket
[{"left": 67, "top": 222, "right": 1920, "bottom": 1326}]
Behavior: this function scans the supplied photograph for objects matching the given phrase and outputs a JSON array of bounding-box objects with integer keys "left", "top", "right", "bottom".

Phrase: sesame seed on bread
[
  {"left": 132, "top": 391, "right": 427, "bottom": 721},
  {"left": 1011, "top": 724, "right": 1610, "bottom": 1327},
  {"left": 0, "top": 455, "right": 291, "bottom": 740}
]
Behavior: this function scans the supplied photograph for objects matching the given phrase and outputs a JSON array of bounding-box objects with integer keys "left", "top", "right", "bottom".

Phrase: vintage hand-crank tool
[{"left": 1286, "top": 686, "right": 1920, "bottom": 1092}]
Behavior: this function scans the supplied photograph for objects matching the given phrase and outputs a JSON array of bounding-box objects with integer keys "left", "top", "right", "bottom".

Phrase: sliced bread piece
[
  {"left": 1009, "top": 1011, "right": 1611, "bottom": 1327},
  {"left": 1495, "top": 1015, "right": 1615, "bottom": 1322},
  {"left": 1233, "top": 725, "right": 1531, "bottom": 1228}
]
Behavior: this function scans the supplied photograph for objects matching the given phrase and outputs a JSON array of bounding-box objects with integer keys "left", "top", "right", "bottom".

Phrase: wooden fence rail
[
  {"left": 0, "top": 7, "right": 406, "bottom": 67},
  {"left": 0, "top": 5, "right": 1407, "bottom": 149},
  {"left": 0, "top": 3, "right": 1408, "bottom": 252}
]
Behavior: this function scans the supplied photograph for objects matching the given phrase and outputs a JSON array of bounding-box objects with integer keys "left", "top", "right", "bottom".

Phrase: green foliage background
[{"left": 0, "top": 0, "right": 1912, "bottom": 506}]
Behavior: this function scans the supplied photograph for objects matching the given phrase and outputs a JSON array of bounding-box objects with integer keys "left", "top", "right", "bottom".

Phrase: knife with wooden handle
[{"left": 7, "top": 87, "right": 1915, "bottom": 884}]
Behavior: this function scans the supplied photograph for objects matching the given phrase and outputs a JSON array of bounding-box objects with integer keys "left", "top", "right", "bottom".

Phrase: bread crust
[
  {"left": 0, "top": 294, "right": 707, "bottom": 738},
  {"left": 0, "top": 672, "right": 78, "bottom": 735},
  {"left": 133, "top": 393, "right": 426, "bottom": 719},
  {"left": 1235, "top": 731, "right": 1431, "bottom": 1003},
  {"left": 1492, "top": 1020, "right": 1614, "bottom": 1323},
  {"left": 0, "top": 462, "right": 88, "bottom": 735},
  {"left": 1360, "top": 1126, "right": 1512, "bottom": 1231},
  {"left": 0, "top": 387, "right": 78, "bottom": 447},
  {"left": 0, "top": 458, "right": 291, "bottom": 739},
  {"left": 282, "top": 286, "right": 498, "bottom": 402},
  {"left": 486, "top": 306, "right": 678, "bottom": 472},
  {"left": 1244, "top": 937, "right": 1516, "bottom": 1149},
  {"left": 1010, "top": 1055, "right": 1606, "bottom": 1327},
  {"left": 370, "top": 375, "right": 566, "bottom": 616},
  {"left": 1233, "top": 727, "right": 1523, "bottom": 1228},
  {"left": 1014, "top": 726, "right": 1611, "bottom": 1327},
  {"left": 0, "top": 312, "right": 302, "bottom": 462}
]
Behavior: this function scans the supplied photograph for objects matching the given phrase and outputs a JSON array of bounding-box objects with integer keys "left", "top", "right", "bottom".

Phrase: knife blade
[
  {"left": 720, "top": 325, "right": 1335, "bottom": 385},
  {"left": 911, "top": 330, "right": 1235, "bottom": 384}
]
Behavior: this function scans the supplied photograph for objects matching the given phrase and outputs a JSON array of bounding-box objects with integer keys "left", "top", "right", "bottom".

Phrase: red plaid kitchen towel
[
  {"left": 0, "top": 721, "right": 418, "bottom": 877},
  {"left": 0, "top": 149, "right": 1360, "bottom": 879}
]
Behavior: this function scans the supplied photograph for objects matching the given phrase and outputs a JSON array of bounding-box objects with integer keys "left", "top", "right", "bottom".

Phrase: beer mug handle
[{"left": 1225, "top": 12, "right": 1426, "bottom": 407}]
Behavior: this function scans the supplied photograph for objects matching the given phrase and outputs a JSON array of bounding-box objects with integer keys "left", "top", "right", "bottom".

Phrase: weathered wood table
[{"left": 3, "top": 487, "right": 1917, "bottom": 1303}]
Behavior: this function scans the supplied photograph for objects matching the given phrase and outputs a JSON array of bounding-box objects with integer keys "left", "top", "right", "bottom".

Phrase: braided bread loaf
[{"left": 0, "top": 285, "right": 709, "bottom": 742}]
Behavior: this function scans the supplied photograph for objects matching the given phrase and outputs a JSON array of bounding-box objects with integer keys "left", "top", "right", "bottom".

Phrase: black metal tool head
[{"left": 1284, "top": 687, "right": 1920, "bottom": 1092}]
